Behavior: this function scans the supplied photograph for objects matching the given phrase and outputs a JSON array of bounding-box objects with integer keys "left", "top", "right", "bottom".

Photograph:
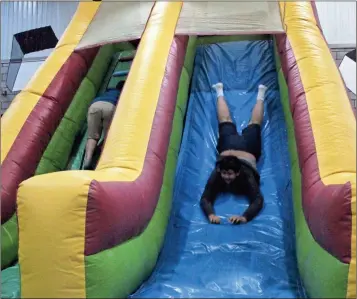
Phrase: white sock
[
  {"left": 257, "top": 84, "right": 267, "bottom": 101},
  {"left": 212, "top": 82, "right": 224, "bottom": 98}
]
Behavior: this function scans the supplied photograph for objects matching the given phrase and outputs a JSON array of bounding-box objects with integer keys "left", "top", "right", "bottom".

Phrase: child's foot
[
  {"left": 259, "top": 84, "right": 267, "bottom": 91},
  {"left": 257, "top": 84, "right": 268, "bottom": 101},
  {"left": 212, "top": 82, "right": 223, "bottom": 90},
  {"left": 212, "top": 82, "right": 224, "bottom": 98}
]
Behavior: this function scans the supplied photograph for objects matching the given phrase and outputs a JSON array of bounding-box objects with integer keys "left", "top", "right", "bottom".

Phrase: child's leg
[
  {"left": 212, "top": 83, "right": 232, "bottom": 123},
  {"left": 249, "top": 85, "right": 267, "bottom": 125},
  {"left": 84, "top": 139, "right": 97, "bottom": 169},
  {"left": 84, "top": 104, "right": 102, "bottom": 170}
]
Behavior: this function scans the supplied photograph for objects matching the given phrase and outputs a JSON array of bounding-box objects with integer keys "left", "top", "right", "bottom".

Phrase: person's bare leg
[
  {"left": 249, "top": 84, "right": 267, "bottom": 125},
  {"left": 84, "top": 106, "right": 102, "bottom": 170},
  {"left": 84, "top": 139, "right": 98, "bottom": 169},
  {"left": 212, "top": 82, "right": 232, "bottom": 123}
]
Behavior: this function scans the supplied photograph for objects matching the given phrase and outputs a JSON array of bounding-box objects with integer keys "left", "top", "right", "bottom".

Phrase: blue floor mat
[{"left": 130, "top": 40, "right": 306, "bottom": 298}]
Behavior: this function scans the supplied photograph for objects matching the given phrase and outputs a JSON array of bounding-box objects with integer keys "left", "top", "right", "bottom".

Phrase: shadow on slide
[{"left": 130, "top": 40, "right": 307, "bottom": 298}]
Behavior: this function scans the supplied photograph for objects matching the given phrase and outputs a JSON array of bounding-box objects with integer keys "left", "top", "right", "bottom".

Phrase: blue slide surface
[{"left": 131, "top": 40, "right": 306, "bottom": 298}]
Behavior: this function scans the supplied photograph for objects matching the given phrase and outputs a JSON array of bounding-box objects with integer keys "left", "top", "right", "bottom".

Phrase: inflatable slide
[{"left": 1, "top": 1, "right": 355, "bottom": 298}]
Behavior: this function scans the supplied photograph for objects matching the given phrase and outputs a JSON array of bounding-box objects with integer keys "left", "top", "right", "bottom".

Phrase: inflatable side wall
[
  {"left": 16, "top": 2, "right": 190, "bottom": 297},
  {"left": 1, "top": 2, "right": 101, "bottom": 269},
  {"left": 275, "top": 2, "right": 355, "bottom": 298},
  {"left": 1, "top": 1, "right": 137, "bottom": 269}
]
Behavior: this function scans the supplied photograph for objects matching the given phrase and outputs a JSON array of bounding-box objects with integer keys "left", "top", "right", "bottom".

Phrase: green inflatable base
[{"left": 1, "top": 264, "right": 20, "bottom": 298}]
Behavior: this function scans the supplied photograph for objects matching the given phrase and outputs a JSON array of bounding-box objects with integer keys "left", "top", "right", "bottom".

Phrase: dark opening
[{"left": 6, "top": 26, "right": 58, "bottom": 91}]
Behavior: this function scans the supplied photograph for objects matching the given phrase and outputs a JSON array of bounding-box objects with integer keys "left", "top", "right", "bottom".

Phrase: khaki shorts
[{"left": 87, "top": 101, "right": 116, "bottom": 140}]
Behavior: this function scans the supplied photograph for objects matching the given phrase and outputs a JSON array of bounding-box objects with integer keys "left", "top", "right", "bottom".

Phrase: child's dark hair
[
  {"left": 216, "top": 155, "right": 242, "bottom": 173},
  {"left": 115, "top": 81, "right": 125, "bottom": 91}
]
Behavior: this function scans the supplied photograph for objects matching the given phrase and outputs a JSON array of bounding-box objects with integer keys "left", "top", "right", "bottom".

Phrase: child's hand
[
  {"left": 229, "top": 215, "right": 247, "bottom": 224},
  {"left": 208, "top": 214, "right": 221, "bottom": 224}
]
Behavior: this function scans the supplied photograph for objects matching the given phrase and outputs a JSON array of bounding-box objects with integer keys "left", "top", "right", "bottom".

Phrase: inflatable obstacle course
[{"left": 0, "top": 1, "right": 355, "bottom": 298}]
